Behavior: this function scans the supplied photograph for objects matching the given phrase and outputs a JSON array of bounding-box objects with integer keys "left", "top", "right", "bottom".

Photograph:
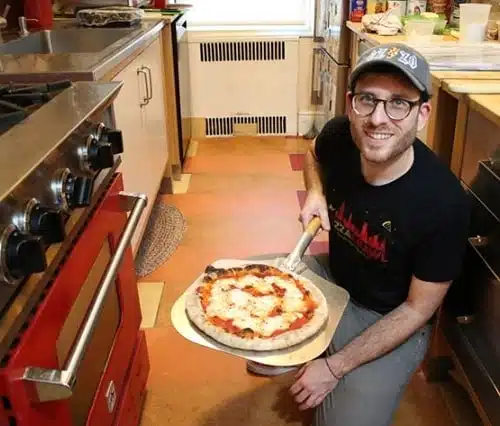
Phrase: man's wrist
[
  {"left": 306, "top": 187, "right": 323, "bottom": 197},
  {"left": 326, "top": 354, "right": 349, "bottom": 379}
]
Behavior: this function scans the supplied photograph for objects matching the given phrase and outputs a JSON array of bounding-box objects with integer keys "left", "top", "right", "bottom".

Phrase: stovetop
[
  {"left": 0, "top": 81, "right": 124, "bottom": 343},
  {"left": 0, "top": 80, "right": 73, "bottom": 136}
]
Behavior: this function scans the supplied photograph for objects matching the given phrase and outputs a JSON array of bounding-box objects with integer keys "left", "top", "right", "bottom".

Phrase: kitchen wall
[{"left": 298, "top": 37, "right": 315, "bottom": 113}]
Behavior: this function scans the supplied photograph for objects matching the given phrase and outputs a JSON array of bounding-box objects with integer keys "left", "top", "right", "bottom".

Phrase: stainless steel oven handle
[{"left": 18, "top": 192, "right": 148, "bottom": 403}]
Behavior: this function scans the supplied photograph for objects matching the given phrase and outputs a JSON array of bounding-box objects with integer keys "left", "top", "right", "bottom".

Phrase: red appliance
[
  {"left": 0, "top": 81, "right": 150, "bottom": 426},
  {"left": 24, "top": 0, "right": 53, "bottom": 30}
]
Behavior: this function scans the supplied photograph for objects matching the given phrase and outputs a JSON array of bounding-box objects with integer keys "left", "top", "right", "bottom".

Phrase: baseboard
[{"left": 158, "top": 176, "right": 173, "bottom": 194}]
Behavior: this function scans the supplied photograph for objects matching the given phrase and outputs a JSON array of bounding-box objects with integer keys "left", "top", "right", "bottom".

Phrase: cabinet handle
[
  {"left": 137, "top": 67, "right": 149, "bottom": 107},
  {"left": 144, "top": 66, "right": 153, "bottom": 101}
]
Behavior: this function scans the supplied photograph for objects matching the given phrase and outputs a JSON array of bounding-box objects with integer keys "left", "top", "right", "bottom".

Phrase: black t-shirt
[{"left": 315, "top": 116, "right": 470, "bottom": 314}]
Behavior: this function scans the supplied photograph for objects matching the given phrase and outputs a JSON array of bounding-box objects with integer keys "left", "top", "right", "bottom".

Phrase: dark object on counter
[{"left": 76, "top": 6, "right": 145, "bottom": 27}]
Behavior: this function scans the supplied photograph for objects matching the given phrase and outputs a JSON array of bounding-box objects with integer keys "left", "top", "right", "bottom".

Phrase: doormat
[{"left": 135, "top": 202, "right": 187, "bottom": 278}]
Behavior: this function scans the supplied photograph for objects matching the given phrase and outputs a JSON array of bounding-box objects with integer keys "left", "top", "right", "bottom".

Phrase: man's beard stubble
[{"left": 350, "top": 118, "right": 418, "bottom": 165}]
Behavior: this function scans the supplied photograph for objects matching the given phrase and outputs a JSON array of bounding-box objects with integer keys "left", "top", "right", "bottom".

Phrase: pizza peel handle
[{"left": 280, "top": 216, "right": 322, "bottom": 271}]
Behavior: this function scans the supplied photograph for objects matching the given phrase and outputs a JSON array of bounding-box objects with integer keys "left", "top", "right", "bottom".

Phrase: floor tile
[
  {"left": 184, "top": 154, "right": 291, "bottom": 175},
  {"left": 188, "top": 173, "right": 305, "bottom": 193},
  {"left": 172, "top": 174, "right": 192, "bottom": 194},
  {"left": 187, "top": 140, "right": 199, "bottom": 157},
  {"left": 159, "top": 192, "right": 300, "bottom": 218},
  {"left": 308, "top": 241, "right": 329, "bottom": 256},
  {"left": 138, "top": 281, "right": 164, "bottom": 329},
  {"left": 297, "top": 190, "right": 307, "bottom": 209},
  {"left": 289, "top": 153, "right": 305, "bottom": 171}
]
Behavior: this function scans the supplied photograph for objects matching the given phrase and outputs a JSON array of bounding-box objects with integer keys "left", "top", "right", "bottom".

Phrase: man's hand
[
  {"left": 300, "top": 191, "right": 331, "bottom": 231},
  {"left": 289, "top": 359, "right": 339, "bottom": 410}
]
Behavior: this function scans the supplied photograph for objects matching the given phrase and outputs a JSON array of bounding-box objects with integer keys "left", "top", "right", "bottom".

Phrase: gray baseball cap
[{"left": 349, "top": 43, "right": 432, "bottom": 99}]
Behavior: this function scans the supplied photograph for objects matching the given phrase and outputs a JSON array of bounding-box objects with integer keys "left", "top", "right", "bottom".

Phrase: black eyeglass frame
[{"left": 350, "top": 92, "right": 422, "bottom": 121}]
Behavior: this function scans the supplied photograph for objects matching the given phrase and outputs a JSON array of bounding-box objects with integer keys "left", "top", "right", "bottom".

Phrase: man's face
[{"left": 346, "top": 72, "right": 431, "bottom": 164}]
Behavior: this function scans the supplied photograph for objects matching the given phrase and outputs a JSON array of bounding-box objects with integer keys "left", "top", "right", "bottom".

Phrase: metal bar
[
  {"left": 137, "top": 67, "right": 149, "bottom": 107},
  {"left": 144, "top": 66, "right": 153, "bottom": 101}
]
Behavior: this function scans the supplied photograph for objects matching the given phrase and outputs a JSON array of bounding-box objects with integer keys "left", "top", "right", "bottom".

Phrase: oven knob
[
  {"left": 29, "top": 205, "right": 66, "bottom": 245},
  {"left": 52, "top": 169, "right": 94, "bottom": 211},
  {"left": 100, "top": 127, "right": 123, "bottom": 154},
  {"left": 4, "top": 228, "right": 46, "bottom": 280},
  {"left": 88, "top": 137, "right": 114, "bottom": 171},
  {"left": 70, "top": 176, "right": 94, "bottom": 208},
  {"left": 13, "top": 199, "right": 66, "bottom": 246}
]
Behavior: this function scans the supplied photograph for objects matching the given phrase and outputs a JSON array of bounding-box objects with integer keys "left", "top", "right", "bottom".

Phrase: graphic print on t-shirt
[{"left": 330, "top": 201, "right": 388, "bottom": 263}]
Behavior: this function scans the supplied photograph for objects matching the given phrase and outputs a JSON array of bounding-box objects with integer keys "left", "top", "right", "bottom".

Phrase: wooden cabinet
[{"left": 111, "top": 36, "right": 169, "bottom": 254}]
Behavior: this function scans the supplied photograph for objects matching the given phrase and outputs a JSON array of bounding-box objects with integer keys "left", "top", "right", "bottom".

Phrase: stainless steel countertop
[
  {"left": 0, "top": 18, "right": 169, "bottom": 83},
  {"left": 0, "top": 81, "right": 124, "bottom": 202}
]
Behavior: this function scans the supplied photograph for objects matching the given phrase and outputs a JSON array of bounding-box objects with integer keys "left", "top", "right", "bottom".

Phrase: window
[{"left": 183, "top": 0, "right": 315, "bottom": 33}]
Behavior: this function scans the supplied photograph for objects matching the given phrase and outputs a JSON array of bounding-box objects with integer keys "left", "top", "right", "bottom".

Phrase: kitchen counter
[
  {"left": 0, "top": 19, "right": 166, "bottom": 83},
  {"left": 346, "top": 21, "right": 453, "bottom": 46},
  {"left": 467, "top": 93, "right": 500, "bottom": 127},
  {"left": 347, "top": 22, "right": 500, "bottom": 85}
]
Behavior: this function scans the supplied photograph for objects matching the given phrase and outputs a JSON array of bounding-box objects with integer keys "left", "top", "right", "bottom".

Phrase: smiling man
[{"left": 290, "top": 44, "right": 470, "bottom": 425}]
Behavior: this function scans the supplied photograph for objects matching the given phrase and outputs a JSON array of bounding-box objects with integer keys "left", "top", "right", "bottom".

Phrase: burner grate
[{"left": 0, "top": 80, "right": 72, "bottom": 136}]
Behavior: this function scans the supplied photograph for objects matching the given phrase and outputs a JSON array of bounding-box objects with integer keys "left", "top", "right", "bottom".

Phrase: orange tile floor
[{"left": 138, "top": 136, "right": 457, "bottom": 426}]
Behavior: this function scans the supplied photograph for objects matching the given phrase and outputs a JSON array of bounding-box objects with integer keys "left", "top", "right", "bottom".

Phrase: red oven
[{"left": 0, "top": 173, "right": 150, "bottom": 426}]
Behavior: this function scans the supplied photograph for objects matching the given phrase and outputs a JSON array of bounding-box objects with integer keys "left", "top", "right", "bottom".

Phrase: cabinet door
[
  {"left": 112, "top": 53, "right": 150, "bottom": 253},
  {"left": 142, "top": 37, "right": 169, "bottom": 193}
]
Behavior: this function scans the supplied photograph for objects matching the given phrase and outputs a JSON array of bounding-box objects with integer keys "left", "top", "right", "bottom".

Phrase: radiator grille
[
  {"left": 205, "top": 116, "right": 287, "bottom": 136},
  {"left": 200, "top": 41, "right": 286, "bottom": 62}
]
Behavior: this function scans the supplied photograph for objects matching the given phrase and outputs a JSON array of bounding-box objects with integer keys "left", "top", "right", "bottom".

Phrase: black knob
[
  {"left": 101, "top": 128, "right": 123, "bottom": 154},
  {"left": 29, "top": 205, "right": 65, "bottom": 245},
  {"left": 67, "top": 175, "right": 94, "bottom": 208},
  {"left": 6, "top": 230, "right": 46, "bottom": 279},
  {"left": 88, "top": 138, "right": 114, "bottom": 170}
]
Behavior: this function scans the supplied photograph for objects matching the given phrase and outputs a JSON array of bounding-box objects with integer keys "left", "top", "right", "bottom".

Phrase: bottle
[{"left": 24, "top": 0, "right": 53, "bottom": 30}]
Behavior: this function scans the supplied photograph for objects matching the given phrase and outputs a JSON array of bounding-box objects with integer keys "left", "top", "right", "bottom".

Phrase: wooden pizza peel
[{"left": 170, "top": 218, "right": 350, "bottom": 367}]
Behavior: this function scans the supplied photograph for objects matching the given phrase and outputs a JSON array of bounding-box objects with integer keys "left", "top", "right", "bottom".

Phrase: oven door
[{"left": 1, "top": 174, "right": 147, "bottom": 426}]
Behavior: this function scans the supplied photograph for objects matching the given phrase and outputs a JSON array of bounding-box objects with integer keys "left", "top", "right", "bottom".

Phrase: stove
[
  {"left": 0, "top": 81, "right": 73, "bottom": 136},
  {"left": 0, "top": 81, "right": 150, "bottom": 425}
]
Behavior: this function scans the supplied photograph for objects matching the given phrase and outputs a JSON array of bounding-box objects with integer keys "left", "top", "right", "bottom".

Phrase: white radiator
[{"left": 188, "top": 36, "right": 299, "bottom": 137}]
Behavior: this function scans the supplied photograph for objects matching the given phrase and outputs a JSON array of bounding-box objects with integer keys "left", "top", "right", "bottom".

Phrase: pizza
[{"left": 185, "top": 263, "right": 328, "bottom": 351}]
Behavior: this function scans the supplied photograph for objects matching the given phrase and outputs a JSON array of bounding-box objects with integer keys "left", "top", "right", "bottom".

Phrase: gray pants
[
  {"left": 304, "top": 255, "right": 431, "bottom": 426},
  {"left": 250, "top": 254, "right": 431, "bottom": 426}
]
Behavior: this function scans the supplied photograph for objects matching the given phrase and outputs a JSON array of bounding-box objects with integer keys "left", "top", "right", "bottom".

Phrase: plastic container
[
  {"left": 405, "top": 19, "right": 436, "bottom": 41},
  {"left": 459, "top": 3, "right": 491, "bottom": 42},
  {"left": 433, "top": 19, "right": 448, "bottom": 34},
  {"left": 24, "top": 0, "right": 53, "bottom": 30}
]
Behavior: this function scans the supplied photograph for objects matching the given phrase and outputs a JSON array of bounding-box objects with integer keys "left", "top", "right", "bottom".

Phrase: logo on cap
[{"left": 362, "top": 46, "right": 419, "bottom": 70}]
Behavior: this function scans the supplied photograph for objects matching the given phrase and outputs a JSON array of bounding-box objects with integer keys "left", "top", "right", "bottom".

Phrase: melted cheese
[
  {"left": 252, "top": 295, "right": 278, "bottom": 317},
  {"left": 205, "top": 273, "right": 312, "bottom": 336},
  {"left": 232, "top": 315, "right": 261, "bottom": 330},
  {"left": 261, "top": 316, "right": 288, "bottom": 336},
  {"left": 229, "top": 289, "right": 251, "bottom": 307},
  {"left": 265, "top": 276, "right": 304, "bottom": 299},
  {"left": 283, "top": 296, "right": 306, "bottom": 312}
]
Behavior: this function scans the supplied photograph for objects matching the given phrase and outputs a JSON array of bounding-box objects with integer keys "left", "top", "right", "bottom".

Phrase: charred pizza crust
[{"left": 185, "top": 263, "right": 328, "bottom": 351}]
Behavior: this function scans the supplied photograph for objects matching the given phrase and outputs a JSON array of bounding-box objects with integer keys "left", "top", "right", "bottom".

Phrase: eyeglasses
[{"left": 351, "top": 93, "right": 421, "bottom": 121}]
